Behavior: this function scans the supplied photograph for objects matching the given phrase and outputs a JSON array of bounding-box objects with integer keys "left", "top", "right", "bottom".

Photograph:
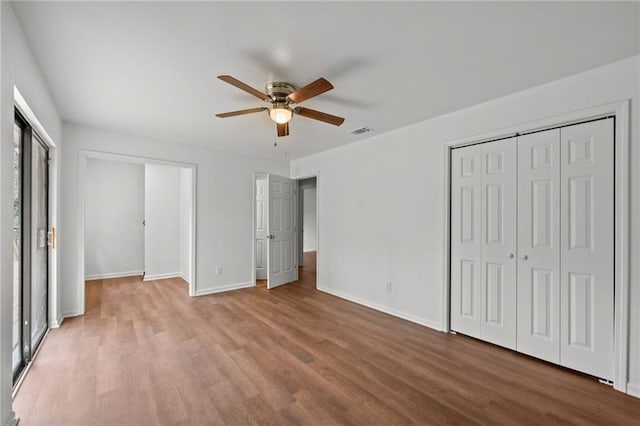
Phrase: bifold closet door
[
  {"left": 516, "top": 129, "right": 561, "bottom": 363},
  {"left": 560, "top": 119, "right": 614, "bottom": 381},
  {"left": 479, "top": 139, "right": 517, "bottom": 350},
  {"left": 451, "top": 145, "right": 482, "bottom": 338},
  {"left": 451, "top": 139, "right": 517, "bottom": 349}
]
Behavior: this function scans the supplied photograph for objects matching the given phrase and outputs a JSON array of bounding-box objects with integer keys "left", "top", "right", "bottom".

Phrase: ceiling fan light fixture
[{"left": 270, "top": 104, "right": 292, "bottom": 124}]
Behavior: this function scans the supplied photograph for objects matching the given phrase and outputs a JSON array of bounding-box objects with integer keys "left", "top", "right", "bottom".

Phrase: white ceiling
[{"left": 11, "top": 1, "right": 640, "bottom": 160}]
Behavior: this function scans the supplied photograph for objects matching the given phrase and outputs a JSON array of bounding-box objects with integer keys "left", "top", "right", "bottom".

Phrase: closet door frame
[{"left": 442, "top": 100, "right": 630, "bottom": 394}]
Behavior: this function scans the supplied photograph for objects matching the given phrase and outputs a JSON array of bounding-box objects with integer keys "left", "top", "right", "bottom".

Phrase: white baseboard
[
  {"left": 627, "top": 382, "right": 640, "bottom": 398},
  {"left": 179, "top": 272, "right": 191, "bottom": 284},
  {"left": 317, "top": 285, "right": 442, "bottom": 331},
  {"left": 303, "top": 248, "right": 317, "bottom": 252},
  {"left": 85, "top": 270, "right": 144, "bottom": 280},
  {"left": 62, "top": 311, "right": 83, "bottom": 318},
  {"left": 50, "top": 314, "right": 64, "bottom": 328},
  {"left": 195, "top": 281, "right": 254, "bottom": 296},
  {"left": 143, "top": 272, "right": 181, "bottom": 282}
]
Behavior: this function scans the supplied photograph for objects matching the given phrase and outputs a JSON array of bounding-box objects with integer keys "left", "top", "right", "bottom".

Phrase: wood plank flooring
[{"left": 13, "top": 252, "right": 640, "bottom": 425}]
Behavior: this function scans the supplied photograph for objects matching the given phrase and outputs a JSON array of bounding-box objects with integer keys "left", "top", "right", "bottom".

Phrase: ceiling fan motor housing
[{"left": 265, "top": 82, "right": 296, "bottom": 103}]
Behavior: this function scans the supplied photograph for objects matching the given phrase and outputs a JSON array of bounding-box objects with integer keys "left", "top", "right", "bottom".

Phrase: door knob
[
  {"left": 268, "top": 234, "right": 275, "bottom": 240},
  {"left": 521, "top": 254, "right": 528, "bottom": 260},
  {"left": 506, "top": 253, "right": 514, "bottom": 259}
]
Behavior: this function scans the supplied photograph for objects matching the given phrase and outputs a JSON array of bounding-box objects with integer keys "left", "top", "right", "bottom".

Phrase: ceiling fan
[{"left": 215, "top": 75, "right": 345, "bottom": 137}]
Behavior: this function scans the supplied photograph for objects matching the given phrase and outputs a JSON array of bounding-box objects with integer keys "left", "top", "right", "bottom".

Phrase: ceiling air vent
[{"left": 350, "top": 127, "right": 372, "bottom": 135}]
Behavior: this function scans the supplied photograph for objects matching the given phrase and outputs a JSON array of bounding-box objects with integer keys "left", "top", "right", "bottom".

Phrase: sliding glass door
[{"left": 13, "top": 110, "right": 49, "bottom": 384}]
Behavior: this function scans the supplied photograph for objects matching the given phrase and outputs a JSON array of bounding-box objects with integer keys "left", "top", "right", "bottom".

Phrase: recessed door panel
[
  {"left": 460, "top": 260, "right": 476, "bottom": 318},
  {"left": 485, "top": 184, "right": 503, "bottom": 245},
  {"left": 560, "top": 119, "right": 614, "bottom": 381},
  {"left": 485, "top": 263, "right": 503, "bottom": 325},
  {"left": 461, "top": 187, "right": 476, "bottom": 243},
  {"left": 451, "top": 145, "right": 482, "bottom": 338},
  {"left": 531, "top": 268, "right": 552, "bottom": 339},
  {"left": 480, "top": 138, "right": 517, "bottom": 350},
  {"left": 568, "top": 273, "right": 593, "bottom": 349},
  {"left": 517, "top": 129, "right": 561, "bottom": 364},
  {"left": 568, "top": 176, "right": 593, "bottom": 251}
]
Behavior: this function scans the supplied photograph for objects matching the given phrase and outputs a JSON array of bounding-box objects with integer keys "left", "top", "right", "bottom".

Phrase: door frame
[
  {"left": 291, "top": 171, "right": 320, "bottom": 289},
  {"left": 14, "top": 88, "right": 61, "bottom": 330},
  {"left": 441, "top": 100, "right": 630, "bottom": 393},
  {"left": 78, "top": 150, "right": 198, "bottom": 312},
  {"left": 252, "top": 171, "right": 320, "bottom": 289}
]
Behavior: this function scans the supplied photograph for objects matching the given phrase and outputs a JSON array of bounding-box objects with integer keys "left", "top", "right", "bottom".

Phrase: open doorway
[
  {"left": 253, "top": 173, "right": 318, "bottom": 290},
  {"left": 80, "top": 153, "right": 196, "bottom": 314},
  {"left": 297, "top": 177, "right": 317, "bottom": 289}
]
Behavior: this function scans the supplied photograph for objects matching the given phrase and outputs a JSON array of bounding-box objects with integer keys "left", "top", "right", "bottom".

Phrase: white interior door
[
  {"left": 517, "top": 129, "right": 561, "bottom": 363},
  {"left": 560, "top": 119, "right": 614, "bottom": 380},
  {"left": 255, "top": 178, "right": 267, "bottom": 280},
  {"left": 267, "top": 174, "right": 296, "bottom": 289},
  {"left": 450, "top": 145, "right": 482, "bottom": 338},
  {"left": 480, "top": 138, "right": 517, "bottom": 350}
]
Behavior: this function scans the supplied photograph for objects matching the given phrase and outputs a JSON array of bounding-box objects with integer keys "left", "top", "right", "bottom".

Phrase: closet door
[
  {"left": 480, "top": 139, "right": 517, "bottom": 349},
  {"left": 450, "top": 145, "right": 482, "bottom": 338},
  {"left": 516, "top": 130, "right": 561, "bottom": 363},
  {"left": 560, "top": 119, "right": 614, "bottom": 381}
]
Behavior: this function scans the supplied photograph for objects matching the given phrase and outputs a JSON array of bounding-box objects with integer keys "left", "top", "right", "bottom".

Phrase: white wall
[
  {"left": 179, "top": 168, "right": 192, "bottom": 282},
  {"left": 291, "top": 56, "right": 640, "bottom": 393},
  {"left": 85, "top": 158, "right": 144, "bottom": 279},
  {"left": 61, "top": 123, "right": 289, "bottom": 314},
  {"left": 144, "top": 164, "right": 181, "bottom": 280},
  {"left": 1, "top": 3, "right": 63, "bottom": 424},
  {"left": 303, "top": 188, "right": 317, "bottom": 252}
]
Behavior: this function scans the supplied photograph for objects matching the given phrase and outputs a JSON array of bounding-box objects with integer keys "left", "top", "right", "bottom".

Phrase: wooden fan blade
[
  {"left": 217, "top": 75, "right": 271, "bottom": 102},
  {"left": 295, "top": 107, "right": 345, "bottom": 126},
  {"left": 287, "top": 78, "right": 333, "bottom": 104},
  {"left": 277, "top": 122, "right": 290, "bottom": 137},
  {"left": 215, "top": 107, "right": 268, "bottom": 118}
]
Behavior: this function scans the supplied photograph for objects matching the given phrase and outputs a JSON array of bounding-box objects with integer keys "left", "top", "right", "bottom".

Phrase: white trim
[
  {"left": 62, "top": 311, "right": 83, "bottom": 318},
  {"left": 85, "top": 270, "right": 144, "bottom": 281},
  {"left": 318, "top": 285, "right": 441, "bottom": 331},
  {"left": 50, "top": 314, "right": 64, "bottom": 329},
  {"left": 179, "top": 272, "right": 190, "bottom": 284},
  {"left": 194, "top": 281, "right": 254, "bottom": 296},
  {"left": 78, "top": 150, "right": 198, "bottom": 313},
  {"left": 143, "top": 272, "right": 182, "bottom": 282},
  {"left": 290, "top": 171, "right": 320, "bottom": 290},
  {"left": 441, "top": 99, "right": 631, "bottom": 394},
  {"left": 626, "top": 382, "right": 640, "bottom": 399}
]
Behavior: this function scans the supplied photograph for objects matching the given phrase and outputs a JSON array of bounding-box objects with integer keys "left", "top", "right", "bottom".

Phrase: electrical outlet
[
  {"left": 386, "top": 282, "right": 392, "bottom": 292},
  {"left": 216, "top": 266, "right": 223, "bottom": 275}
]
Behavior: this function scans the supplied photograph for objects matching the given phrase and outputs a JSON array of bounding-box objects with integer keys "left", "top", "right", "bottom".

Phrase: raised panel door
[
  {"left": 560, "top": 119, "right": 614, "bottom": 380},
  {"left": 516, "top": 129, "right": 561, "bottom": 363},
  {"left": 451, "top": 145, "right": 482, "bottom": 338}
]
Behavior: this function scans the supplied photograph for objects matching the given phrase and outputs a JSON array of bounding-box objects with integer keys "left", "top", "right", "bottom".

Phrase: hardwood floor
[{"left": 14, "top": 251, "right": 640, "bottom": 425}]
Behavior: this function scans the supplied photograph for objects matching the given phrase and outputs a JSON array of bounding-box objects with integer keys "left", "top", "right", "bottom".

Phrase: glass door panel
[{"left": 30, "top": 136, "right": 48, "bottom": 349}]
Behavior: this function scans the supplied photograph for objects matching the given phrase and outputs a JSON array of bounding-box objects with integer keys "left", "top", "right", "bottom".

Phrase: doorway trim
[
  {"left": 78, "top": 150, "right": 198, "bottom": 314},
  {"left": 291, "top": 171, "right": 320, "bottom": 289},
  {"left": 441, "top": 100, "right": 630, "bottom": 394}
]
